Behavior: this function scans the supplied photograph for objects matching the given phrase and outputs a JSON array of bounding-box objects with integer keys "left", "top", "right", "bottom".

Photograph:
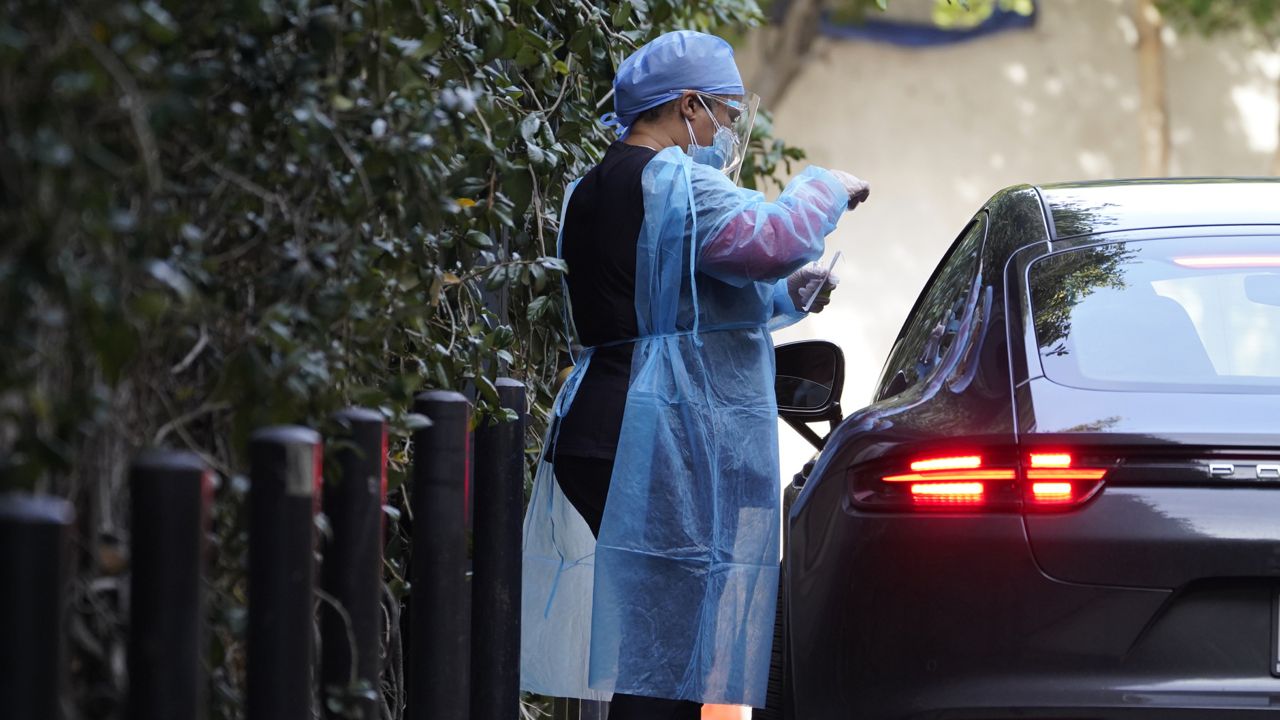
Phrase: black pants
[{"left": 553, "top": 454, "right": 704, "bottom": 720}]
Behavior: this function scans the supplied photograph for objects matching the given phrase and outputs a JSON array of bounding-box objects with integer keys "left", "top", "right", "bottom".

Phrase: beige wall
[{"left": 767, "top": 0, "right": 1279, "bottom": 475}]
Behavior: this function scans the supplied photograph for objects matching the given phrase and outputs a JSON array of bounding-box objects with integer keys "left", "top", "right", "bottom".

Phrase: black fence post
[
  {"left": 471, "top": 378, "right": 526, "bottom": 720},
  {"left": 321, "top": 408, "right": 386, "bottom": 720},
  {"left": 0, "top": 494, "right": 73, "bottom": 720},
  {"left": 128, "top": 451, "right": 211, "bottom": 720},
  {"left": 409, "top": 390, "right": 472, "bottom": 720},
  {"left": 247, "top": 426, "right": 322, "bottom": 720}
]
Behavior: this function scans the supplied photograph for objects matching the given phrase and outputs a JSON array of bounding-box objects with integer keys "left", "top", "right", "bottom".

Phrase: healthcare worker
[{"left": 520, "top": 30, "right": 869, "bottom": 720}]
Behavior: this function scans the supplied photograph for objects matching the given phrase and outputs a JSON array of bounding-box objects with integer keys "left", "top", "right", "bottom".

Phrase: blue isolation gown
[{"left": 521, "top": 147, "right": 847, "bottom": 707}]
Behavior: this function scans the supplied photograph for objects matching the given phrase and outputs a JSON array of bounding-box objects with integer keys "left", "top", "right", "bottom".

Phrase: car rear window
[{"left": 1028, "top": 235, "right": 1280, "bottom": 393}]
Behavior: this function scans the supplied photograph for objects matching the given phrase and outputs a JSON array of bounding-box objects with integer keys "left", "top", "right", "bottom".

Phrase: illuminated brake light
[
  {"left": 886, "top": 453, "right": 1015, "bottom": 506},
  {"left": 1029, "top": 452, "right": 1073, "bottom": 468},
  {"left": 854, "top": 447, "right": 1113, "bottom": 512},
  {"left": 883, "top": 469, "right": 1016, "bottom": 483},
  {"left": 1024, "top": 452, "right": 1109, "bottom": 509},
  {"left": 1031, "top": 482, "right": 1073, "bottom": 502},
  {"left": 1173, "top": 255, "right": 1280, "bottom": 269},
  {"left": 910, "top": 455, "right": 982, "bottom": 472},
  {"left": 1026, "top": 468, "right": 1107, "bottom": 481},
  {"left": 856, "top": 446, "right": 1022, "bottom": 511},
  {"left": 910, "top": 482, "right": 984, "bottom": 501}
]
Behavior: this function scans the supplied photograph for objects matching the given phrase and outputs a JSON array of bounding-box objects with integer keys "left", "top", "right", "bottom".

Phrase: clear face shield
[{"left": 689, "top": 91, "right": 760, "bottom": 184}]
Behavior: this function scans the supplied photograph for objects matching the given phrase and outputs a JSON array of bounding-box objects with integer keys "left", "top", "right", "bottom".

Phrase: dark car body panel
[
  {"left": 784, "top": 179, "right": 1280, "bottom": 718},
  {"left": 1027, "top": 486, "right": 1280, "bottom": 588}
]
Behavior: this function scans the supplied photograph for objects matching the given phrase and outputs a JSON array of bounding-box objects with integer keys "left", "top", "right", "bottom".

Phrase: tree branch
[
  {"left": 742, "top": 0, "right": 826, "bottom": 106},
  {"left": 66, "top": 10, "right": 163, "bottom": 195}
]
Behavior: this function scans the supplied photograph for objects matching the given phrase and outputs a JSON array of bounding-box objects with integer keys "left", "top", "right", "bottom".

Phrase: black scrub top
[{"left": 554, "top": 141, "right": 657, "bottom": 461}]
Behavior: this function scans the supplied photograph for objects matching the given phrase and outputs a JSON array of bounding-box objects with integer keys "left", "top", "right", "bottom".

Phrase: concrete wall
[{"left": 766, "top": 0, "right": 1279, "bottom": 477}]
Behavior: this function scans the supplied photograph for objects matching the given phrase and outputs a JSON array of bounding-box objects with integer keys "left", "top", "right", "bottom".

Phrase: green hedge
[{"left": 0, "top": 1, "right": 801, "bottom": 716}]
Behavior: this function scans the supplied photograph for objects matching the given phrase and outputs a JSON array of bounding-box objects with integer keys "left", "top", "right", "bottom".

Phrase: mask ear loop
[{"left": 696, "top": 94, "right": 724, "bottom": 134}]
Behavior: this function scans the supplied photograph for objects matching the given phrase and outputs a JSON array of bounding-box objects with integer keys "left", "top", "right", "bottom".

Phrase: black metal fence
[{"left": 0, "top": 381, "right": 527, "bottom": 720}]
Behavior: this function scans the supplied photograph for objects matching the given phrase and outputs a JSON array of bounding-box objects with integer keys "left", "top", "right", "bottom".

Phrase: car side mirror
[{"left": 775, "top": 340, "right": 845, "bottom": 450}]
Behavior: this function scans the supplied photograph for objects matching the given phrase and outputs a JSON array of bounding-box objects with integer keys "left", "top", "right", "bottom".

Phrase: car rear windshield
[{"left": 1029, "top": 235, "right": 1280, "bottom": 393}]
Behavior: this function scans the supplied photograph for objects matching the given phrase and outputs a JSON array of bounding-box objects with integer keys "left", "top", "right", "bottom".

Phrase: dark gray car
[{"left": 766, "top": 179, "right": 1280, "bottom": 719}]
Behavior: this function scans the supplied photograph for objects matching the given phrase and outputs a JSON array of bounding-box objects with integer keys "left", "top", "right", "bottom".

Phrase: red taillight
[
  {"left": 875, "top": 454, "right": 1017, "bottom": 509},
  {"left": 1027, "top": 468, "right": 1107, "bottom": 481},
  {"left": 1023, "top": 451, "right": 1108, "bottom": 510},
  {"left": 910, "top": 482, "right": 985, "bottom": 503},
  {"left": 883, "top": 469, "right": 1017, "bottom": 483},
  {"left": 1030, "top": 482, "right": 1073, "bottom": 502},
  {"left": 1029, "top": 452, "right": 1072, "bottom": 468},
  {"left": 852, "top": 446, "right": 1109, "bottom": 512},
  {"left": 910, "top": 455, "right": 982, "bottom": 472}
]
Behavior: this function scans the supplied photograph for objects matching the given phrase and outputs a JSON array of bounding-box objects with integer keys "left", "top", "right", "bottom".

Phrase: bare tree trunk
[
  {"left": 1133, "top": 0, "right": 1170, "bottom": 176},
  {"left": 741, "top": 0, "right": 825, "bottom": 106}
]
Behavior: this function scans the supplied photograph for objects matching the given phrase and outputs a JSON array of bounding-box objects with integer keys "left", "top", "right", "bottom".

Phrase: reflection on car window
[
  {"left": 1030, "top": 243, "right": 1137, "bottom": 359},
  {"left": 1029, "top": 236, "right": 1280, "bottom": 393},
  {"left": 876, "top": 217, "right": 986, "bottom": 401}
]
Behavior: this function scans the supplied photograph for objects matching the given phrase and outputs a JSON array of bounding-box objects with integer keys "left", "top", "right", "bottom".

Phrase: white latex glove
[
  {"left": 828, "top": 170, "right": 871, "bottom": 210},
  {"left": 787, "top": 261, "right": 841, "bottom": 313}
]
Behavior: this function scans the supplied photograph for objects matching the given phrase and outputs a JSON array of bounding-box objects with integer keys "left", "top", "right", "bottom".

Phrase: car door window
[{"left": 876, "top": 216, "right": 987, "bottom": 401}]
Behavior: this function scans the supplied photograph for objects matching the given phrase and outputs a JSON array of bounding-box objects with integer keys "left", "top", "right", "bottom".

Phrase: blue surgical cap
[{"left": 607, "top": 30, "right": 744, "bottom": 136}]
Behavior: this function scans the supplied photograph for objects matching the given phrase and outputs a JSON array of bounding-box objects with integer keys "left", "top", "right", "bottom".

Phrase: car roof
[{"left": 1034, "top": 178, "right": 1280, "bottom": 241}]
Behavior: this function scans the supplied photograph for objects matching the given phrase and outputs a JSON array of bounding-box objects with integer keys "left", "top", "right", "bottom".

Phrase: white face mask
[{"left": 685, "top": 96, "right": 739, "bottom": 171}]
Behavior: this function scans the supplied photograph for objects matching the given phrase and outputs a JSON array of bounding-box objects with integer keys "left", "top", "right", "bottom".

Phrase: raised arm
[{"left": 693, "top": 164, "right": 849, "bottom": 287}]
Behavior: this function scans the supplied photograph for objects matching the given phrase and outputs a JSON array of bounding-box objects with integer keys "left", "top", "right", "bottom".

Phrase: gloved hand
[
  {"left": 828, "top": 170, "right": 871, "bottom": 210},
  {"left": 787, "top": 261, "right": 840, "bottom": 313}
]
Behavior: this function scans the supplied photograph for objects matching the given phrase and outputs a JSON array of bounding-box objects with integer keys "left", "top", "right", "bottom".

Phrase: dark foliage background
[{"left": 0, "top": 1, "right": 803, "bottom": 717}]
